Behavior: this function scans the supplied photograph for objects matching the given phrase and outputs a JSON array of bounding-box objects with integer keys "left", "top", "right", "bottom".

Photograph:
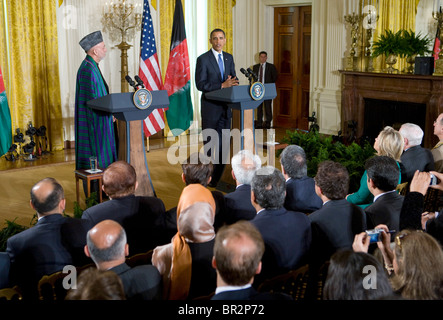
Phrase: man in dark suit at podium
[
  {"left": 195, "top": 28, "right": 239, "bottom": 188},
  {"left": 252, "top": 51, "right": 278, "bottom": 129}
]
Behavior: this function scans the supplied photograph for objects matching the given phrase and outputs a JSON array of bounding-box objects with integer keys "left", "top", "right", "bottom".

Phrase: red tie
[{"left": 259, "top": 64, "right": 263, "bottom": 83}]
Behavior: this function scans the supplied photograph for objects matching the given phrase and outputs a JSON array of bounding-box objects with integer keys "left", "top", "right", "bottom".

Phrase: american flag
[{"left": 139, "top": 0, "right": 167, "bottom": 137}]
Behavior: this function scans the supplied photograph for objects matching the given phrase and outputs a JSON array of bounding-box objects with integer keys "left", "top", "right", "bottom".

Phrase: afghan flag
[
  {"left": 434, "top": 26, "right": 441, "bottom": 69},
  {"left": 0, "top": 66, "right": 12, "bottom": 157},
  {"left": 164, "top": 0, "right": 193, "bottom": 137}
]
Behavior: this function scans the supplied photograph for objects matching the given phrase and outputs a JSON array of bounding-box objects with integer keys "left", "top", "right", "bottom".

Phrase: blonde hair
[
  {"left": 376, "top": 126, "right": 404, "bottom": 161},
  {"left": 391, "top": 230, "right": 443, "bottom": 300}
]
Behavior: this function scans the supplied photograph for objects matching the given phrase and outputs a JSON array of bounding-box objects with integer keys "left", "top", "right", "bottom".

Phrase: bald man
[
  {"left": 211, "top": 221, "right": 291, "bottom": 300},
  {"left": 84, "top": 220, "right": 161, "bottom": 300},
  {"left": 6, "top": 178, "right": 73, "bottom": 300}
]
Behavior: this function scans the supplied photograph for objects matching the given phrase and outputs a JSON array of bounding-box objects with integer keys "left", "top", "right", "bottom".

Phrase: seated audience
[
  {"left": 347, "top": 126, "right": 403, "bottom": 209},
  {"left": 309, "top": 161, "right": 367, "bottom": 266},
  {"left": 353, "top": 224, "right": 443, "bottom": 300},
  {"left": 225, "top": 149, "right": 262, "bottom": 225},
  {"left": 81, "top": 161, "right": 169, "bottom": 255},
  {"left": 152, "top": 186, "right": 217, "bottom": 300},
  {"left": 6, "top": 177, "right": 73, "bottom": 300},
  {"left": 364, "top": 156, "right": 404, "bottom": 233},
  {"left": 250, "top": 166, "right": 312, "bottom": 284},
  {"left": 280, "top": 144, "right": 322, "bottom": 214},
  {"left": 85, "top": 220, "right": 162, "bottom": 300},
  {"left": 164, "top": 153, "right": 227, "bottom": 234},
  {"left": 65, "top": 267, "right": 126, "bottom": 300},
  {"left": 432, "top": 113, "right": 443, "bottom": 172},
  {"left": 323, "top": 249, "right": 394, "bottom": 300},
  {"left": 211, "top": 221, "right": 292, "bottom": 300},
  {"left": 399, "top": 123, "right": 434, "bottom": 184}
]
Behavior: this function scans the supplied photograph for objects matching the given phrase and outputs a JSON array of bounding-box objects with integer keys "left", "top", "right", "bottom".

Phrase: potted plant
[
  {"left": 402, "top": 30, "right": 433, "bottom": 73},
  {"left": 372, "top": 29, "right": 407, "bottom": 73}
]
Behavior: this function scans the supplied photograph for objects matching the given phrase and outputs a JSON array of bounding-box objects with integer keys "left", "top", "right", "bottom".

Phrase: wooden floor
[{"left": 0, "top": 128, "right": 290, "bottom": 172}]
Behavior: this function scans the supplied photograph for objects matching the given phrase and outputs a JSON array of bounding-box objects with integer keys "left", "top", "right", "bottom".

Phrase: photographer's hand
[
  {"left": 429, "top": 171, "right": 443, "bottom": 191},
  {"left": 352, "top": 232, "right": 370, "bottom": 253},
  {"left": 409, "top": 170, "right": 431, "bottom": 196}
]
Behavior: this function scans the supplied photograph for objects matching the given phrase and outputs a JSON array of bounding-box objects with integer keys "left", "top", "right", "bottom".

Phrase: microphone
[
  {"left": 240, "top": 68, "right": 251, "bottom": 78},
  {"left": 125, "top": 75, "right": 138, "bottom": 90},
  {"left": 247, "top": 68, "right": 258, "bottom": 81},
  {"left": 134, "top": 75, "right": 145, "bottom": 88}
]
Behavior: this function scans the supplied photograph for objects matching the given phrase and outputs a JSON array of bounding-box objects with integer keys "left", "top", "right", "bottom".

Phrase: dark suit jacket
[
  {"left": 284, "top": 177, "right": 323, "bottom": 214},
  {"left": 224, "top": 184, "right": 256, "bottom": 224},
  {"left": 0, "top": 252, "right": 10, "bottom": 289},
  {"left": 400, "top": 145, "right": 435, "bottom": 183},
  {"left": 6, "top": 214, "right": 73, "bottom": 299},
  {"left": 81, "top": 195, "right": 169, "bottom": 255},
  {"left": 110, "top": 262, "right": 162, "bottom": 300},
  {"left": 251, "top": 208, "right": 311, "bottom": 282},
  {"left": 211, "top": 286, "right": 292, "bottom": 300},
  {"left": 365, "top": 191, "right": 404, "bottom": 232},
  {"left": 61, "top": 217, "right": 94, "bottom": 267},
  {"left": 252, "top": 62, "right": 278, "bottom": 84},
  {"left": 195, "top": 50, "right": 236, "bottom": 126},
  {"left": 308, "top": 199, "right": 367, "bottom": 265},
  {"left": 187, "top": 239, "right": 217, "bottom": 300}
]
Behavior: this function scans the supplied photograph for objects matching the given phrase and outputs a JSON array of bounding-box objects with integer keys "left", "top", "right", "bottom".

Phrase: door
[{"left": 274, "top": 6, "right": 312, "bottom": 130}]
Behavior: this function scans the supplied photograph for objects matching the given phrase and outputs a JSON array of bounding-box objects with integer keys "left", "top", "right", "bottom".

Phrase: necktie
[
  {"left": 218, "top": 53, "right": 224, "bottom": 81},
  {"left": 259, "top": 64, "right": 263, "bottom": 83}
]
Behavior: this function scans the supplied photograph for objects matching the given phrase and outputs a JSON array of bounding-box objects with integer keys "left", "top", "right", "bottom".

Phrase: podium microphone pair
[
  {"left": 125, "top": 75, "right": 145, "bottom": 91},
  {"left": 240, "top": 67, "right": 258, "bottom": 82}
]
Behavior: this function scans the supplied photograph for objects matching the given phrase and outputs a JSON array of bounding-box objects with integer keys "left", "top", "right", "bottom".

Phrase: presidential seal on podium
[
  {"left": 133, "top": 88, "right": 153, "bottom": 110},
  {"left": 249, "top": 82, "right": 265, "bottom": 101}
]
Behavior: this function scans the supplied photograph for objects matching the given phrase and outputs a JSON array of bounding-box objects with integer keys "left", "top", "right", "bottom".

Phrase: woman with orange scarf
[{"left": 152, "top": 183, "right": 217, "bottom": 300}]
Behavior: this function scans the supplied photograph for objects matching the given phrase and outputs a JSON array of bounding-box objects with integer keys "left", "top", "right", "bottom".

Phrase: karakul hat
[{"left": 79, "top": 31, "right": 104, "bottom": 52}]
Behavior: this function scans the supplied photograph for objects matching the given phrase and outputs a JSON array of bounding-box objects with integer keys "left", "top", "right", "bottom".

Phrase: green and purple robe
[{"left": 75, "top": 55, "right": 117, "bottom": 170}]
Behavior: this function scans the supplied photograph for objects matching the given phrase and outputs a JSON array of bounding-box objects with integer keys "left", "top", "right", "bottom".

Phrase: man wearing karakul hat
[{"left": 75, "top": 31, "right": 117, "bottom": 198}]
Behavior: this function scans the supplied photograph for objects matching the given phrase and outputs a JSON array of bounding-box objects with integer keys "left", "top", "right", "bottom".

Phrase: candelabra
[
  {"left": 344, "top": 13, "right": 362, "bottom": 71},
  {"left": 102, "top": 1, "right": 142, "bottom": 92},
  {"left": 363, "top": 9, "right": 378, "bottom": 72},
  {"left": 433, "top": 10, "right": 443, "bottom": 76}
]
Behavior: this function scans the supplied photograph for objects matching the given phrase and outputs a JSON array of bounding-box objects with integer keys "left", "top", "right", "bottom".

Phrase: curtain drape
[
  {"left": 208, "top": 0, "right": 236, "bottom": 54},
  {"left": 2, "top": 0, "right": 63, "bottom": 151},
  {"left": 371, "top": 0, "right": 421, "bottom": 72}
]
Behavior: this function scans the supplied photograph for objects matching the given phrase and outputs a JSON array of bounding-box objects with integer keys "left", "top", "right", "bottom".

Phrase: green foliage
[
  {"left": 280, "top": 129, "right": 376, "bottom": 193},
  {"left": 0, "top": 219, "right": 28, "bottom": 252},
  {"left": 402, "top": 30, "right": 433, "bottom": 57},
  {"left": 372, "top": 29, "right": 433, "bottom": 58},
  {"left": 70, "top": 192, "right": 99, "bottom": 219}
]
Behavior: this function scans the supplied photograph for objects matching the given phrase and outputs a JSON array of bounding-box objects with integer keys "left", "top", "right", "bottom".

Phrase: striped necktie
[{"left": 218, "top": 53, "right": 224, "bottom": 81}]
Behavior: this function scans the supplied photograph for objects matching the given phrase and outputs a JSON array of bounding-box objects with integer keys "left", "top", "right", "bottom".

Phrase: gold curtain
[
  {"left": 371, "top": 0, "right": 421, "bottom": 72},
  {"left": 2, "top": 1, "right": 63, "bottom": 151},
  {"left": 208, "top": 0, "right": 236, "bottom": 54}
]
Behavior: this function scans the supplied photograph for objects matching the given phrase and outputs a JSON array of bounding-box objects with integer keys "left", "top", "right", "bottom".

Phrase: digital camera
[{"left": 366, "top": 229, "right": 383, "bottom": 243}]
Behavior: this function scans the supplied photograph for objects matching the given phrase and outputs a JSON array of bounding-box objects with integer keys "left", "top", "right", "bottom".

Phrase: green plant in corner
[{"left": 402, "top": 30, "right": 433, "bottom": 57}]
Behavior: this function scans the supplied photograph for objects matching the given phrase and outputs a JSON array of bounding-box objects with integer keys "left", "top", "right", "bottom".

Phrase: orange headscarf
[{"left": 153, "top": 184, "right": 216, "bottom": 300}]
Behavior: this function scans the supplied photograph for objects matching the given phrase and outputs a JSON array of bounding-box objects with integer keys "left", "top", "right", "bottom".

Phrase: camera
[
  {"left": 366, "top": 229, "right": 383, "bottom": 243},
  {"left": 430, "top": 173, "right": 438, "bottom": 186}
]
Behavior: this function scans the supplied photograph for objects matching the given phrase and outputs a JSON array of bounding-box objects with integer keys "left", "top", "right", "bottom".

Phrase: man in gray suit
[{"left": 84, "top": 220, "right": 162, "bottom": 300}]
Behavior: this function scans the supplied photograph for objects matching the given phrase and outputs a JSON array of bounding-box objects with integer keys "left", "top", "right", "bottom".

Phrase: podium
[
  {"left": 205, "top": 84, "right": 277, "bottom": 191},
  {"left": 87, "top": 91, "right": 169, "bottom": 197}
]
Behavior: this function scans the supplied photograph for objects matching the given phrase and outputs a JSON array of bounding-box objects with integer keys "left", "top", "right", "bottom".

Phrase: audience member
[
  {"left": 309, "top": 161, "right": 367, "bottom": 266},
  {"left": 250, "top": 166, "right": 312, "bottom": 284},
  {"left": 354, "top": 225, "right": 443, "bottom": 300},
  {"left": 6, "top": 177, "right": 73, "bottom": 300},
  {"left": 152, "top": 187, "right": 217, "bottom": 300},
  {"left": 224, "top": 150, "right": 262, "bottom": 225},
  {"left": 211, "top": 221, "right": 292, "bottom": 300},
  {"left": 164, "top": 153, "right": 227, "bottom": 234},
  {"left": 81, "top": 161, "right": 169, "bottom": 255},
  {"left": 432, "top": 113, "right": 443, "bottom": 172},
  {"left": 347, "top": 126, "right": 403, "bottom": 209},
  {"left": 364, "top": 156, "right": 404, "bottom": 233},
  {"left": 323, "top": 249, "right": 394, "bottom": 300},
  {"left": 85, "top": 220, "right": 162, "bottom": 300},
  {"left": 65, "top": 267, "right": 126, "bottom": 300},
  {"left": 280, "top": 145, "right": 322, "bottom": 214},
  {"left": 399, "top": 123, "right": 434, "bottom": 183}
]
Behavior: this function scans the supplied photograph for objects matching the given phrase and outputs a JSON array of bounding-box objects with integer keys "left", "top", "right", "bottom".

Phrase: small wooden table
[{"left": 75, "top": 169, "right": 104, "bottom": 204}]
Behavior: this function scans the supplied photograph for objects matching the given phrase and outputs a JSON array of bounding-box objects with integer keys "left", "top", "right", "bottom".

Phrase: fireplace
[{"left": 340, "top": 71, "right": 443, "bottom": 148}]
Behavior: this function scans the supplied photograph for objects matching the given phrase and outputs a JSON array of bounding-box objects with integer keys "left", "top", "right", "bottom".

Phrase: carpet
[{"left": 0, "top": 148, "right": 186, "bottom": 228}]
